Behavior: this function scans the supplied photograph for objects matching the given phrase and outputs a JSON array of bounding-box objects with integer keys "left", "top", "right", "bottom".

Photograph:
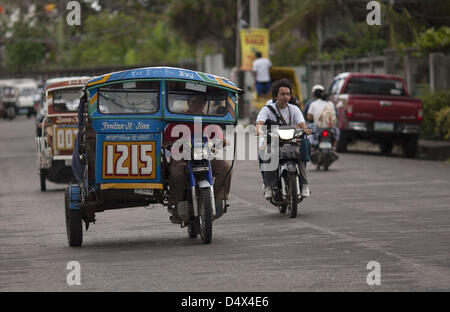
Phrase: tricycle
[{"left": 67, "top": 67, "right": 241, "bottom": 246}]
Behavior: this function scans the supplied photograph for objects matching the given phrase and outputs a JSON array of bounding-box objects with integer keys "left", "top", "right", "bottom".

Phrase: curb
[{"left": 417, "top": 140, "right": 450, "bottom": 161}]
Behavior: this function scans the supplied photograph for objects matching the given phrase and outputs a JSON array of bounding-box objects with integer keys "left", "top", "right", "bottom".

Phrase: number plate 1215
[{"left": 102, "top": 141, "right": 156, "bottom": 179}]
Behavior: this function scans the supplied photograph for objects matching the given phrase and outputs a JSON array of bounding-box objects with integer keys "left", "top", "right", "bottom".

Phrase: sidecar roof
[{"left": 87, "top": 66, "right": 241, "bottom": 93}]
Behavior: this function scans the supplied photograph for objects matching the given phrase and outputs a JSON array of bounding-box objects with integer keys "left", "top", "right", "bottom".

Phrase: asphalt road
[{"left": 0, "top": 115, "right": 449, "bottom": 292}]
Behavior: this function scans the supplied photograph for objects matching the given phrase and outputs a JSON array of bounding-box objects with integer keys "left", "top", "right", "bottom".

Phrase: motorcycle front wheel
[
  {"left": 198, "top": 187, "right": 213, "bottom": 244},
  {"left": 288, "top": 173, "right": 298, "bottom": 218}
]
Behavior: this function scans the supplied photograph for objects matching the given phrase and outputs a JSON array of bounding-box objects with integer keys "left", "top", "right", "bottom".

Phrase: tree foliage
[
  {"left": 1, "top": 0, "right": 450, "bottom": 72},
  {"left": 413, "top": 27, "right": 450, "bottom": 55},
  {"left": 3, "top": 21, "right": 47, "bottom": 71},
  {"left": 166, "top": 0, "right": 237, "bottom": 66}
]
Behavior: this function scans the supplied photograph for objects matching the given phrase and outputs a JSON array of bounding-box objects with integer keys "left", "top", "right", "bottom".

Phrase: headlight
[
  {"left": 277, "top": 129, "right": 295, "bottom": 140},
  {"left": 193, "top": 147, "right": 209, "bottom": 160}
]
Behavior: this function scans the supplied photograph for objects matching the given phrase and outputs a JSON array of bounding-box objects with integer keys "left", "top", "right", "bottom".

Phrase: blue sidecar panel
[{"left": 95, "top": 131, "right": 162, "bottom": 185}]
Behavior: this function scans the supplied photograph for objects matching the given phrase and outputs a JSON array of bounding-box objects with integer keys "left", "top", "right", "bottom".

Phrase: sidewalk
[{"left": 417, "top": 140, "right": 450, "bottom": 161}]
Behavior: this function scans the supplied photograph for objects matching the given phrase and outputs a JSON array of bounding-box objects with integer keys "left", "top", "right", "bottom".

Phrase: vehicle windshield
[
  {"left": 98, "top": 80, "right": 159, "bottom": 114},
  {"left": 18, "top": 88, "right": 37, "bottom": 97},
  {"left": 167, "top": 81, "right": 230, "bottom": 117},
  {"left": 344, "top": 77, "right": 406, "bottom": 96},
  {"left": 52, "top": 88, "right": 82, "bottom": 112},
  {"left": 1, "top": 86, "right": 16, "bottom": 97}
]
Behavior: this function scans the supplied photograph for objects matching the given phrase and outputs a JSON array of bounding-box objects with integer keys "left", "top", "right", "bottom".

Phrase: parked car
[{"left": 328, "top": 72, "right": 422, "bottom": 158}]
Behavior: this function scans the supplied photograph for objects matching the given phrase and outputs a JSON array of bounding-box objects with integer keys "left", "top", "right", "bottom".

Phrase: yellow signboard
[
  {"left": 240, "top": 28, "right": 269, "bottom": 71},
  {"left": 45, "top": 4, "right": 56, "bottom": 12}
]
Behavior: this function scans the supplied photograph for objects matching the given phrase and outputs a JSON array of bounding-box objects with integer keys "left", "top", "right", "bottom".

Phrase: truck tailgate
[{"left": 349, "top": 94, "right": 421, "bottom": 123}]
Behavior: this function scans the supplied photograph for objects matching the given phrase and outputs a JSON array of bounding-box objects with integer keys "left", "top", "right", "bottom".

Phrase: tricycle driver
[{"left": 163, "top": 95, "right": 232, "bottom": 223}]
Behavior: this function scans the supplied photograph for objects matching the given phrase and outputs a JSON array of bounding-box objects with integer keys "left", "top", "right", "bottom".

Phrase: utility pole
[
  {"left": 236, "top": 0, "right": 241, "bottom": 71},
  {"left": 249, "top": 0, "right": 259, "bottom": 28}
]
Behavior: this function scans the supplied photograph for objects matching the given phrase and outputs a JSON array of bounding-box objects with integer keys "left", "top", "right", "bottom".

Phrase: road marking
[
  {"left": 228, "top": 193, "right": 450, "bottom": 287},
  {"left": 334, "top": 180, "right": 449, "bottom": 188}
]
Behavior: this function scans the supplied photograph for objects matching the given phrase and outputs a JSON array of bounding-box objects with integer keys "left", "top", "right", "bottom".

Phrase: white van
[{"left": 16, "top": 80, "right": 39, "bottom": 117}]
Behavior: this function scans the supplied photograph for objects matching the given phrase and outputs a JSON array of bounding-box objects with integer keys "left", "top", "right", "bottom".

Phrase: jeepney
[{"left": 35, "top": 77, "right": 90, "bottom": 191}]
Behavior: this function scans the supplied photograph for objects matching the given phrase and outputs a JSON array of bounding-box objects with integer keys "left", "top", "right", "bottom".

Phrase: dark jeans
[
  {"left": 256, "top": 81, "right": 271, "bottom": 95},
  {"left": 168, "top": 159, "right": 232, "bottom": 206},
  {"left": 259, "top": 157, "right": 308, "bottom": 188}
]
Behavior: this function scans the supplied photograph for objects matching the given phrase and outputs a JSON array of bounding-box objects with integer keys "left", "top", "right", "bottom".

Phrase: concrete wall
[
  {"left": 308, "top": 56, "right": 385, "bottom": 97},
  {"left": 307, "top": 49, "right": 450, "bottom": 98},
  {"left": 430, "top": 53, "right": 450, "bottom": 93}
]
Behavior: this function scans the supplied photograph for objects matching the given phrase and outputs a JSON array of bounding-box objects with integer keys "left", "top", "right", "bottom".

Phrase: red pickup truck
[{"left": 328, "top": 72, "right": 422, "bottom": 158}]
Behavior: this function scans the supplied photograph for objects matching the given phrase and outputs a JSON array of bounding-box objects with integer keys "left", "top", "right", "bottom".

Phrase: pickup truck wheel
[
  {"left": 379, "top": 142, "right": 393, "bottom": 155},
  {"left": 402, "top": 135, "right": 418, "bottom": 158},
  {"left": 336, "top": 131, "right": 348, "bottom": 153}
]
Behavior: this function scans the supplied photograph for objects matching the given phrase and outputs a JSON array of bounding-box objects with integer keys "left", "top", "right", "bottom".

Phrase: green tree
[
  {"left": 136, "top": 20, "right": 193, "bottom": 65},
  {"left": 4, "top": 21, "right": 47, "bottom": 71},
  {"left": 413, "top": 27, "right": 450, "bottom": 55},
  {"left": 69, "top": 12, "right": 140, "bottom": 67},
  {"left": 166, "top": 0, "right": 237, "bottom": 67}
]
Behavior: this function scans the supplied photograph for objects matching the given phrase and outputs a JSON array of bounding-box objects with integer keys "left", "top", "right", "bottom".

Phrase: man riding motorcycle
[
  {"left": 255, "top": 79, "right": 312, "bottom": 199},
  {"left": 305, "top": 85, "right": 339, "bottom": 149},
  {"left": 163, "top": 95, "right": 232, "bottom": 222}
]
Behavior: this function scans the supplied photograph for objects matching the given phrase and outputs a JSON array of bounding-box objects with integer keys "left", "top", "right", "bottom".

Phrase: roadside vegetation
[
  {"left": 1, "top": 0, "right": 449, "bottom": 71},
  {"left": 0, "top": 0, "right": 448, "bottom": 141}
]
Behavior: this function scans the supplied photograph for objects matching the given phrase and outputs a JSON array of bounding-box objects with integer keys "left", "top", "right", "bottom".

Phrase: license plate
[
  {"left": 374, "top": 122, "right": 394, "bottom": 132},
  {"left": 102, "top": 141, "right": 156, "bottom": 179},
  {"left": 54, "top": 127, "right": 78, "bottom": 151},
  {"left": 65, "top": 159, "right": 72, "bottom": 166},
  {"left": 319, "top": 142, "right": 332, "bottom": 149},
  {"left": 134, "top": 189, "right": 154, "bottom": 195}
]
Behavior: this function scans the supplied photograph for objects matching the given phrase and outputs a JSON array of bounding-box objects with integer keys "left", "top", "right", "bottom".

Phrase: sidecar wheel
[
  {"left": 65, "top": 187, "right": 83, "bottom": 247},
  {"left": 198, "top": 187, "right": 213, "bottom": 244}
]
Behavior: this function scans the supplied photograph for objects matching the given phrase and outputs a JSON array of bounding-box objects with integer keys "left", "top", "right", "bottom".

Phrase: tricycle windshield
[
  {"left": 52, "top": 88, "right": 81, "bottom": 112},
  {"left": 98, "top": 80, "right": 159, "bottom": 115},
  {"left": 167, "top": 81, "right": 229, "bottom": 117}
]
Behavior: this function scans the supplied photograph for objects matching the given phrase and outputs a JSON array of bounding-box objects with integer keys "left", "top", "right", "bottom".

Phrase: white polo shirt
[
  {"left": 252, "top": 58, "right": 272, "bottom": 82},
  {"left": 257, "top": 101, "right": 305, "bottom": 126}
]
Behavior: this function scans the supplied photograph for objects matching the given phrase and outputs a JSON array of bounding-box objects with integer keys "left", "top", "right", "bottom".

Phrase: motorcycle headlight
[
  {"left": 193, "top": 147, "right": 209, "bottom": 160},
  {"left": 277, "top": 129, "right": 295, "bottom": 140}
]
